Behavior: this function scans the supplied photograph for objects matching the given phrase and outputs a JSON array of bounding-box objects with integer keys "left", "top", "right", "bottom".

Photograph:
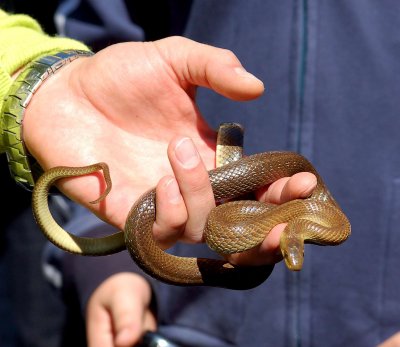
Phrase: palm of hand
[{"left": 23, "top": 39, "right": 221, "bottom": 229}]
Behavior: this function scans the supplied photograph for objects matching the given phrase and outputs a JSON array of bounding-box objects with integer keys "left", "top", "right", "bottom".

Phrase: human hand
[
  {"left": 86, "top": 272, "right": 156, "bottom": 347},
  {"left": 378, "top": 332, "right": 400, "bottom": 347},
  {"left": 22, "top": 36, "right": 264, "bottom": 230},
  {"left": 152, "top": 136, "right": 317, "bottom": 266}
]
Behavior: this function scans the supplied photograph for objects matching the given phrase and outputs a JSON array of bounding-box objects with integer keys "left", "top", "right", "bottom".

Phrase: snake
[{"left": 32, "top": 123, "right": 351, "bottom": 290}]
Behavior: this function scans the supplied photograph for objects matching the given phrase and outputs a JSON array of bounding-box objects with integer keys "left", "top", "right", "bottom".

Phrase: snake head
[{"left": 280, "top": 235, "right": 304, "bottom": 271}]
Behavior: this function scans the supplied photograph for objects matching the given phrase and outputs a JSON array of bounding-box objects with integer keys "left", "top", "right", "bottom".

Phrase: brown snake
[{"left": 32, "top": 123, "right": 351, "bottom": 290}]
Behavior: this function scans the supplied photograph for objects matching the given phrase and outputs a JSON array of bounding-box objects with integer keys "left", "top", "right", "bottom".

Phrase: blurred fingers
[{"left": 86, "top": 273, "right": 155, "bottom": 347}]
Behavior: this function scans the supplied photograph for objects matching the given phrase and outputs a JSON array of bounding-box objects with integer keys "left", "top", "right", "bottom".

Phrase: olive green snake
[{"left": 32, "top": 123, "right": 351, "bottom": 290}]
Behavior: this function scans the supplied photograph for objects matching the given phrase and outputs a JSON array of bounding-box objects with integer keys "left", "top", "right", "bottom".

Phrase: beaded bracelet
[{"left": 1, "top": 50, "right": 93, "bottom": 190}]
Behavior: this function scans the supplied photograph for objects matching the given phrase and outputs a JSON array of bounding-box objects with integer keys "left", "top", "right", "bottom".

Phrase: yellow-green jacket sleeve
[{"left": 0, "top": 9, "right": 90, "bottom": 153}]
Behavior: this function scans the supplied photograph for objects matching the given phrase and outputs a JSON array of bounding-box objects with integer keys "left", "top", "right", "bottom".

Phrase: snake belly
[{"left": 124, "top": 151, "right": 351, "bottom": 289}]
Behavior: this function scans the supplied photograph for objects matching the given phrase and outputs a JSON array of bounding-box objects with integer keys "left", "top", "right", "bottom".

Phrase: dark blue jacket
[{"left": 46, "top": 1, "right": 400, "bottom": 346}]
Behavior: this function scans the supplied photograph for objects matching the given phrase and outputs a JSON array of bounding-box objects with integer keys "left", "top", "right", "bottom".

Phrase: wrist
[{"left": 0, "top": 50, "right": 93, "bottom": 190}]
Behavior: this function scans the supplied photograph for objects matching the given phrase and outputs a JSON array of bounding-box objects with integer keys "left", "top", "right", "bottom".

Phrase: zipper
[
  {"left": 296, "top": 0, "right": 309, "bottom": 153},
  {"left": 287, "top": 0, "right": 309, "bottom": 346}
]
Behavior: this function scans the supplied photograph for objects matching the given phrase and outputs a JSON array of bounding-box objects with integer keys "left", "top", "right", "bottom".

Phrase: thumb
[{"left": 155, "top": 36, "right": 265, "bottom": 101}]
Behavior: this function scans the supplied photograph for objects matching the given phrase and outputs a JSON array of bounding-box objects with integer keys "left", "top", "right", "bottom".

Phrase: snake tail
[
  {"left": 32, "top": 163, "right": 126, "bottom": 256},
  {"left": 216, "top": 122, "right": 244, "bottom": 166}
]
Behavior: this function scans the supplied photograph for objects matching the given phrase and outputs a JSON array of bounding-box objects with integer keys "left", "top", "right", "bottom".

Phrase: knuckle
[
  {"left": 182, "top": 174, "right": 212, "bottom": 196},
  {"left": 220, "top": 48, "right": 240, "bottom": 65},
  {"left": 160, "top": 214, "right": 187, "bottom": 230}
]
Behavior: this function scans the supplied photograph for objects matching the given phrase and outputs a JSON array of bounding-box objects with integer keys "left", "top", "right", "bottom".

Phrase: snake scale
[{"left": 32, "top": 123, "right": 351, "bottom": 290}]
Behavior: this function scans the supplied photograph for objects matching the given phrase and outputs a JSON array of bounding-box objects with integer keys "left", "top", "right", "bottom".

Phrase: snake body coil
[
  {"left": 32, "top": 124, "right": 351, "bottom": 290},
  {"left": 124, "top": 151, "right": 350, "bottom": 289}
]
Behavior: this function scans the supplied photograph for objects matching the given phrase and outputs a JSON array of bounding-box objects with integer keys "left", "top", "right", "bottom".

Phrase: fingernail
[
  {"left": 234, "top": 66, "right": 262, "bottom": 82},
  {"left": 165, "top": 178, "right": 182, "bottom": 204},
  {"left": 175, "top": 137, "right": 200, "bottom": 169}
]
